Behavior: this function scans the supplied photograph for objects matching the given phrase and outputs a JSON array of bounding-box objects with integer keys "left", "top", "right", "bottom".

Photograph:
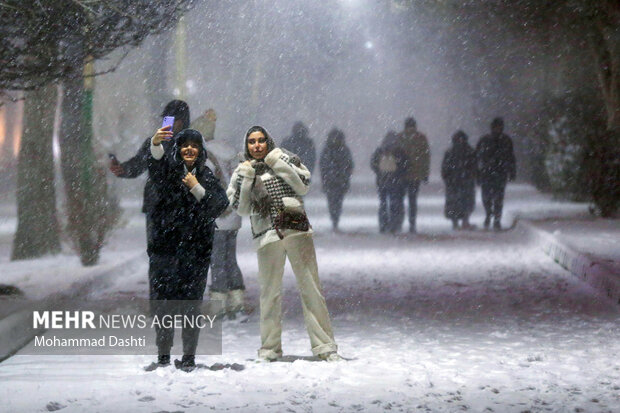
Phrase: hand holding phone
[
  {"left": 108, "top": 153, "right": 124, "bottom": 176},
  {"left": 162, "top": 116, "right": 175, "bottom": 131},
  {"left": 153, "top": 116, "right": 175, "bottom": 145}
]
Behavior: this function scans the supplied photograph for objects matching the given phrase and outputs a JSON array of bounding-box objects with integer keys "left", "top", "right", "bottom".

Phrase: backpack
[{"left": 378, "top": 152, "right": 398, "bottom": 173}]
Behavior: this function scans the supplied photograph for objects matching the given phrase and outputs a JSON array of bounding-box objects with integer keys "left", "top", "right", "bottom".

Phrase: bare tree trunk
[
  {"left": 11, "top": 84, "right": 61, "bottom": 260},
  {"left": 589, "top": 17, "right": 620, "bottom": 131},
  {"left": 59, "top": 42, "right": 119, "bottom": 266},
  {"left": 584, "top": 3, "right": 619, "bottom": 217}
]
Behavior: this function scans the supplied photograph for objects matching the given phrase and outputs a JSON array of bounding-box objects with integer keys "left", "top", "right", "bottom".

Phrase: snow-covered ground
[
  {"left": 1, "top": 182, "right": 619, "bottom": 412},
  {"left": 533, "top": 218, "right": 620, "bottom": 276}
]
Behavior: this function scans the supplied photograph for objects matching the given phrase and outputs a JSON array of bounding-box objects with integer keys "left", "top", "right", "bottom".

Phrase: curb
[
  {"left": 0, "top": 250, "right": 144, "bottom": 362},
  {"left": 519, "top": 220, "right": 620, "bottom": 305}
]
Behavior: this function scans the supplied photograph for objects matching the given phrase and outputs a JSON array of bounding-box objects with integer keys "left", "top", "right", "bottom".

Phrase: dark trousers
[
  {"left": 325, "top": 190, "right": 345, "bottom": 229},
  {"left": 210, "top": 230, "right": 244, "bottom": 293},
  {"left": 146, "top": 215, "right": 154, "bottom": 257},
  {"left": 481, "top": 180, "right": 507, "bottom": 222},
  {"left": 402, "top": 180, "right": 420, "bottom": 231},
  {"left": 149, "top": 254, "right": 209, "bottom": 356},
  {"left": 378, "top": 185, "right": 404, "bottom": 232}
]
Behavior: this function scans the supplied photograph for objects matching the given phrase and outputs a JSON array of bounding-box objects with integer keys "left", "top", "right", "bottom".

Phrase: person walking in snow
[
  {"left": 191, "top": 108, "right": 248, "bottom": 320},
  {"left": 371, "top": 131, "right": 407, "bottom": 233},
  {"left": 227, "top": 125, "right": 341, "bottom": 362},
  {"left": 398, "top": 117, "right": 430, "bottom": 233},
  {"left": 146, "top": 128, "right": 229, "bottom": 372},
  {"left": 280, "top": 121, "right": 317, "bottom": 174},
  {"left": 319, "top": 127, "right": 354, "bottom": 231},
  {"left": 441, "top": 130, "right": 477, "bottom": 230},
  {"left": 475, "top": 117, "right": 516, "bottom": 230}
]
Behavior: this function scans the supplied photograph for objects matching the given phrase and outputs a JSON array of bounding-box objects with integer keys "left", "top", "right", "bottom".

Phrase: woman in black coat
[
  {"left": 147, "top": 128, "right": 229, "bottom": 371},
  {"left": 319, "top": 128, "right": 354, "bottom": 231},
  {"left": 441, "top": 130, "right": 477, "bottom": 230}
]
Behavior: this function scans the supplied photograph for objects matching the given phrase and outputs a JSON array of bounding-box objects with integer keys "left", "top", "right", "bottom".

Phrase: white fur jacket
[{"left": 227, "top": 148, "right": 312, "bottom": 249}]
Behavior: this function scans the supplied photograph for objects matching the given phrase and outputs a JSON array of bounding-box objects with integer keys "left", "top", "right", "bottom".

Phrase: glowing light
[
  {"left": 13, "top": 99, "right": 24, "bottom": 156},
  {"left": 340, "top": 0, "right": 362, "bottom": 8},
  {"left": 364, "top": 41, "right": 374, "bottom": 49},
  {"left": 0, "top": 106, "right": 5, "bottom": 148}
]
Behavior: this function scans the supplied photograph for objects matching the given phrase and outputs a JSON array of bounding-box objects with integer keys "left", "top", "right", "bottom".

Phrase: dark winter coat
[
  {"left": 398, "top": 130, "right": 430, "bottom": 182},
  {"left": 117, "top": 102, "right": 191, "bottom": 214},
  {"left": 371, "top": 133, "right": 407, "bottom": 192},
  {"left": 442, "top": 134, "right": 476, "bottom": 219},
  {"left": 319, "top": 130, "right": 354, "bottom": 195},
  {"left": 281, "top": 122, "right": 316, "bottom": 173},
  {"left": 475, "top": 133, "right": 516, "bottom": 185},
  {"left": 147, "top": 137, "right": 229, "bottom": 257}
]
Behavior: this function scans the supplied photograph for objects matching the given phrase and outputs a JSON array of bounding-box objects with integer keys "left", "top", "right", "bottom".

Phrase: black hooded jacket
[
  {"left": 475, "top": 133, "right": 516, "bottom": 184},
  {"left": 319, "top": 128, "right": 354, "bottom": 195},
  {"left": 147, "top": 129, "right": 229, "bottom": 256},
  {"left": 371, "top": 131, "right": 407, "bottom": 190}
]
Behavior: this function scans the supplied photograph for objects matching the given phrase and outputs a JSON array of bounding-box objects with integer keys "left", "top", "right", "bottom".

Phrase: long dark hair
[
  {"left": 162, "top": 100, "right": 190, "bottom": 130},
  {"left": 244, "top": 125, "right": 276, "bottom": 160}
]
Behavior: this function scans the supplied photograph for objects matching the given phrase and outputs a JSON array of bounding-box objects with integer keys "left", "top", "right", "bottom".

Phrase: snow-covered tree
[
  {"left": 1, "top": 0, "right": 195, "bottom": 264},
  {"left": 395, "top": 0, "right": 619, "bottom": 215}
]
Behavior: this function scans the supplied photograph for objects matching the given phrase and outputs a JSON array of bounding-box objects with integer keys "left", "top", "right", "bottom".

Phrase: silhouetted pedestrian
[
  {"left": 281, "top": 121, "right": 316, "bottom": 173},
  {"left": 441, "top": 130, "right": 476, "bottom": 230},
  {"left": 319, "top": 128, "right": 354, "bottom": 231},
  {"left": 371, "top": 131, "right": 407, "bottom": 233},
  {"left": 398, "top": 117, "right": 430, "bottom": 233},
  {"left": 475, "top": 117, "right": 516, "bottom": 230}
]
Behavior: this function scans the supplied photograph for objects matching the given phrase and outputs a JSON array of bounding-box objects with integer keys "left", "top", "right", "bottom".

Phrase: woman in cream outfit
[{"left": 227, "top": 125, "right": 341, "bottom": 362}]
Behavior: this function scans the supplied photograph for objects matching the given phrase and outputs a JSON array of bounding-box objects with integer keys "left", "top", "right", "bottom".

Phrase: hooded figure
[
  {"left": 149, "top": 128, "right": 227, "bottom": 258},
  {"left": 441, "top": 130, "right": 476, "bottom": 229},
  {"left": 371, "top": 130, "right": 408, "bottom": 233},
  {"left": 226, "top": 125, "right": 340, "bottom": 362},
  {"left": 146, "top": 127, "right": 229, "bottom": 371},
  {"left": 319, "top": 128, "right": 354, "bottom": 230},
  {"left": 280, "top": 121, "right": 317, "bottom": 173}
]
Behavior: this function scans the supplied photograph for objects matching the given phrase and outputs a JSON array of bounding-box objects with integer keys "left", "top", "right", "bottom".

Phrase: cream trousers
[{"left": 256, "top": 233, "right": 337, "bottom": 359}]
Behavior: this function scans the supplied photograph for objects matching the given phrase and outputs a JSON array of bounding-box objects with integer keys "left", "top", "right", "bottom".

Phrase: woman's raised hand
[
  {"left": 152, "top": 125, "right": 173, "bottom": 146},
  {"left": 182, "top": 171, "right": 199, "bottom": 189}
]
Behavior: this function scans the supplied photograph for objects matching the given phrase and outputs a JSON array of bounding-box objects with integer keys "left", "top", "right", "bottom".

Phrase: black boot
[
  {"left": 144, "top": 354, "right": 170, "bottom": 371},
  {"left": 451, "top": 219, "right": 459, "bottom": 230},
  {"left": 175, "top": 355, "right": 196, "bottom": 372}
]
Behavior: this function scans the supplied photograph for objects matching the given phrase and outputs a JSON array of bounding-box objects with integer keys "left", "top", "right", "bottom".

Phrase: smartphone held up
[{"left": 162, "top": 116, "right": 175, "bottom": 131}]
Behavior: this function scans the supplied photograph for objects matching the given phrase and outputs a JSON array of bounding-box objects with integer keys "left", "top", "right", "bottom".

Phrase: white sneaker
[
  {"left": 227, "top": 289, "right": 245, "bottom": 313},
  {"left": 319, "top": 352, "right": 343, "bottom": 362},
  {"left": 257, "top": 349, "right": 281, "bottom": 362},
  {"left": 209, "top": 291, "right": 228, "bottom": 319}
]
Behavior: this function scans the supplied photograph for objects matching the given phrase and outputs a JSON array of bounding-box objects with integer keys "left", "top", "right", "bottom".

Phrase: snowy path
[{"left": 1, "top": 184, "right": 618, "bottom": 412}]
